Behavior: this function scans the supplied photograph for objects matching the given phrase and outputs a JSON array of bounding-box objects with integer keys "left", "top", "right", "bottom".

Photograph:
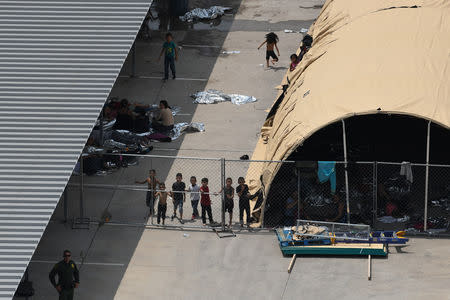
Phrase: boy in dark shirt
[
  {"left": 236, "top": 177, "right": 251, "bottom": 227},
  {"left": 200, "top": 178, "right": 214, "bottom": 226},
  {"left": 170, "top": 173, "right": 185, "bottom": 223},
  {"left": 218, "top": 178, "right": 234, "bottom": 228},
  {"left": 158, "top": 32, "right": 178, "bottom": 80}
]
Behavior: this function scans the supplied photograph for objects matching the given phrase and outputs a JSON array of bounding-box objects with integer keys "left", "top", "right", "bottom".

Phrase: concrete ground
[{"left": 19, "top": 0, "right": 450, "bottom": 299}]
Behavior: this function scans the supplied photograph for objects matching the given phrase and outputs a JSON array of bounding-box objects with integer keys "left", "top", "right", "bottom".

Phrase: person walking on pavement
[
  {"left": 49, "top": 250, "right": 80, "bottom": 300},
  {"left": 158, "top": 32, "right": 178, "bottom": 80}
]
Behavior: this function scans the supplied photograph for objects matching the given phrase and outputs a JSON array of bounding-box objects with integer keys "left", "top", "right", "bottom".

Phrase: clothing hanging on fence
[
  {"left": 317, "top": 161, "right": 336, "bottom": 194},
  {"left": 400, "top": 161, "right": 413, "bottom": 183}
]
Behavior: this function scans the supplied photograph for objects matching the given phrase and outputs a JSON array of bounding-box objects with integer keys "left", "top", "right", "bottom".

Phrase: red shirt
[{"left": 200, "top": 186, "right": 211, "bottom": 206}]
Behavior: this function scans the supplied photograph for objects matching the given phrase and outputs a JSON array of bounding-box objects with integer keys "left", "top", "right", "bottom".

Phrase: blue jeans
[
  {"left": 173, "top": 199, "right": 183, "bottom": 214},
  {"left": 191, "top": 200, "right": 199, "bottom": 216},
  {"left": 164, "top": 56, "right": 176, "bottom": 79}
]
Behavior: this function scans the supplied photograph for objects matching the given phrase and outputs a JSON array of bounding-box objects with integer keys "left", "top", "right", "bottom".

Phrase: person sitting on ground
[
  {"left": 289, "top": 54, "right": 299, "bottom": 71},
  {"left": 257, "top": 32, "right": 280, "bottom": 68},
  {"left": 326, "top": 194, "right": 346, "bottom": 223},
  {"left": 133, "top": 110, "right": 150, "bottom": 133},
  {"left": 113, "top": 99, "right": 134, "bottom": 131},
  {"left": 155, "top": 182, "right": 168, "bottom": 225},
  {"left": 284, "top": 190, "right": 298, "bottom": 226},
  {"left": 152, "top": 100, "right": 174, "bottom": 133},
  {"left": 103, "top": 104, "right": 118, "bottom": 121}
]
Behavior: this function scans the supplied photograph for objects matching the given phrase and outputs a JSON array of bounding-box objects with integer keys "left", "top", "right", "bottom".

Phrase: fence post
[
  {"left": 295, "top": 162, "right": 301, "bottom": 223},
  {"left": 131, "top": 42, "right": 136, "bottom": 77},
  {"left": 424, "top": 120, "right": 431, "bottom": 231},
  {"left": 63, "top": 188, "right": 68, "bottom": 223},
  {"left": 341, "top": 119, "right": 351, "bottom": 224},
  {"left": 372, "top": 162, "right": 378, "bottom": 228},
  {"left": 79, "top": 156, "right": 84, "bottom": 220},
  {"left": 221, "top": 158, "right": 225, "bottom": 231}
]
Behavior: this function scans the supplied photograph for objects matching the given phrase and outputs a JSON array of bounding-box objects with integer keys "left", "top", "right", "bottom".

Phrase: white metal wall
[{"left": 0, "top": 0, "right": 152, "bottom": 298}]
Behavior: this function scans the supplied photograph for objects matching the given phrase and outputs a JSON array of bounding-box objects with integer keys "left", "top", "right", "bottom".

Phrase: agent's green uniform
[{"left": 49, "top": 260, "right": 80, "bottom": 300}]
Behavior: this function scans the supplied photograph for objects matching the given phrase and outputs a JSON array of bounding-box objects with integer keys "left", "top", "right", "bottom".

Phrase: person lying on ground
[{"left": 257, "top": 32, "right": 280, "bottom": 67}]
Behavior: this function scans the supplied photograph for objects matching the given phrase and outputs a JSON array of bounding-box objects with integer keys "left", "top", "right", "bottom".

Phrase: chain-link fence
[{"left": 64, "top": 153, "right": 450, "bottom": 235}]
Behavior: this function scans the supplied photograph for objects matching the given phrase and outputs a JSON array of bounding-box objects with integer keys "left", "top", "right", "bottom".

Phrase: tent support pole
[
  {"left": 341, "top": 119, "right": 350, "bottom": 224},
  {"left": 297, "top": 167, "right": 301, "bottom": 223},
  {"left": 424, "top": 120, "right": 431, "bottom": 231}
]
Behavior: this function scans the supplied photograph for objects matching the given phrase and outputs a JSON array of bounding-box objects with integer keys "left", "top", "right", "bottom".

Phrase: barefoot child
[
  {"left": 135, "top": 169, "right": 160, "bottom": 217},
  {"left": 257, "top": 32, "right": 280, "bottom": 67},
  {"left": 200, "top": 178, "right": 214, "bottom": 226},
  {"left": 155, "top": 183, "right": 168, "bottom": 225},
  {"left": 217, "top": 178, "right": 234, "bottom": 228}
]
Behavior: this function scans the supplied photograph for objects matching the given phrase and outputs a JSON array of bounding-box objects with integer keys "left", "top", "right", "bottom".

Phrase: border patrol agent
[{"left": 49, "top": 250, "right": 80, "bottom": 300}]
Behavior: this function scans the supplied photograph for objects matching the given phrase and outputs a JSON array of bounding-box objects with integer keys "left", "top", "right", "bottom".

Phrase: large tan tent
[{"left": 247, "top": 0, "right": 450, "bottom": 226}]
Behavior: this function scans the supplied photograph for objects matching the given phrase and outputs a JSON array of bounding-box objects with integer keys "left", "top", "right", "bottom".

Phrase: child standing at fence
[
  {"left": 188, "top": 176, "right": 200, "bottom": 220},
  {"left": 170, "top": 173, "right": 186, "bottom": 223},
  {"left": 200, "top": 178, "right": 214, "bottom": 226},
  {"left": 135, "top": 169, "right": 160, "bottom": 217},
  {"left": 155, "top": 183, "right": 168, "bottom": 225},
  {"left": 217, "top": 178, "right": 234, "bottom": 228},
  {"left": 236, "top": 177, "right": 251, "bottom": 227}
]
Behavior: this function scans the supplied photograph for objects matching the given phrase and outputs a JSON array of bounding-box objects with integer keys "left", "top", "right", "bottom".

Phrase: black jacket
[{"left": 49, "top": 260, "right": 80, "bottom": 290}]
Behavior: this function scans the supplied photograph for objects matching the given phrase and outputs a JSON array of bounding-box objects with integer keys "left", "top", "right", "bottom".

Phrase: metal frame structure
[
  {"left": 72, "top": 153, "right": 450, "bottom": 235},
  {"left": 0, "top": 1, "right": 152, "bottom": 298}
]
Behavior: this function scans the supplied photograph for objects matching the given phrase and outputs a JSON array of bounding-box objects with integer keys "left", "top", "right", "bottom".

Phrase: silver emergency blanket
[
  {"left": 191, "top": 89, "right": 257, "bottom": 105},
  {"left": 84, "top": 146, "right": 104, "bottom": 154},
  {"left": 170, "top": 122, "right": 205, "bottom": 140},
  {"left": 179, "top": 6, "right": 231, "bottom": 22},
  {"left": 103, "top": 139, "right": 127, "bottom": 151}
]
